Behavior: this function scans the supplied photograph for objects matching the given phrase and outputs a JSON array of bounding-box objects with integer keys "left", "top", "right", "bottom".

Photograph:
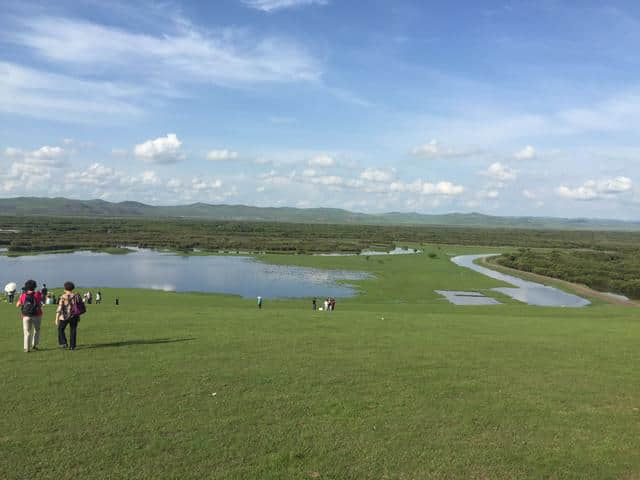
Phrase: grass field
[{"left": 1, "top": 246, "right": 639, "bottom": 479}]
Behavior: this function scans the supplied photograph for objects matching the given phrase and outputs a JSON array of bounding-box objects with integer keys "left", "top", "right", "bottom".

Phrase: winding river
[{"left": 451, "top": 254, "right": 590, "bottom": 307}]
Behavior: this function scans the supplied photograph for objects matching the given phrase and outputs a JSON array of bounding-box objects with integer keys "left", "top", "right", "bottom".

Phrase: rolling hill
[{"left": 1, "top": 196, "right": 639, "bottom": 230}]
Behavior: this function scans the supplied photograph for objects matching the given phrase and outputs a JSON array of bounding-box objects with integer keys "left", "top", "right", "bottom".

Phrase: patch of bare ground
[{"left": 479, "top": 256, "right": 639, "bottom": 307}]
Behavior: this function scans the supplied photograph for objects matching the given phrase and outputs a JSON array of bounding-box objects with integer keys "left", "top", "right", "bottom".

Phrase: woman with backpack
[
  {"left": 56, "top": 281, "right": 85, "bottom": 351},
  {"left": 16, "top": 279, "right": 43, "bottom": 353}
]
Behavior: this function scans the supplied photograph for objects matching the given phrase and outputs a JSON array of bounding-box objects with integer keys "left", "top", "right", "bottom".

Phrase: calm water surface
[
  {"left": 0, "top": 250, "right": 371, "bottom": 298},
  {"left": 451, "top": 254, "right": 590, "bottom": 307},
  {"left": 435, "top": 290, "right": 501, "bottom": 305}
]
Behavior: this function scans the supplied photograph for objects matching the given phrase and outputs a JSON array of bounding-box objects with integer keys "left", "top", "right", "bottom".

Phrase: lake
[
  {"left": 0, "top": 250, "right": 371, "bottom": 299},
  {"left": 451, "top": 254, "right": 590, "bottom": 307}
]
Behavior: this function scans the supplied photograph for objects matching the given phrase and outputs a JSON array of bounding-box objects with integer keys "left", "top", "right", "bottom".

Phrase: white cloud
[
  {"left": 141, "top": 171, "right": 161, "bottom": 185},
  {"left": 242, "top": 0, "right": 328, "bottom": 12},
  {"left": 260, "top": 170, "right": 294, "bottom": 186},
  {"left": 522, "top": 189, "right": 536, "bottom": 199},
  {"left": 515, "top": 145, "right": 535, "bottom": 160},
  {"left": 4, "top": 147, "right": 23, "bottom": 157},
  {"left": 389, "top": 180, "right": 422, "bottom": 193},
  {"left": 166, "top": 178, "right": 183, "bottom": 189},
  {"left": 422, "top": 181, "right": 465, "bottom": 196},
  {"left": 302, "top": 169, "right": 317, "bottom": 177},
  {"left": 12, "top": 16, "right": 320, "bottom": 86},
  {"left": 409, "top": 139, "right": 478, "bottom": 158},
  {"left": 0, "top": 61, "right": 144, "bottom": 122},
  {"left": 484, "top": 162, "right": 517, "bottom": 181},
  {"left": 386, "top": 179, "right": 464, "bottom": 196},
  {"left": 360, "top": 168, "right": 393, "bottom": 183},
  {"left": 308, "top": 154, "right": 335, "bottom": 167},
  {"left": 410, "top": 139, "right": 440, "bottom": 157},
  {"left": 310, "top": 175, "right": 343, "bottom": 186},
  {"left": 556, "top": 176, "right": 633, "bottom": 200},
  {"left": 65, "top": 163, "right": 117, "bottom": 187},
  {"left": 206, "top": 149, "right": 238, "bottom": 161},
  {"left": 192, "top": 178, "right": 223, "bottom": 192},
  {"left": 2, "top": 144, "right": 68, "bottom": 169},
  {"left": 134, "top": 134, "right": 185, "bottom": 164}
]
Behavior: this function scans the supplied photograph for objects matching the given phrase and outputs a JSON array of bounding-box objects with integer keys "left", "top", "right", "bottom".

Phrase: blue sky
[{"left": 1, "top": 0, "right": 639, "bottom": 219}]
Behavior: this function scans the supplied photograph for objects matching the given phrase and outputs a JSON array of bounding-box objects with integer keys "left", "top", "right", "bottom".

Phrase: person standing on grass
[
  {"left": 95, "top": 291, "right": 101, "bottom": 304},
  {"left": 16, "top": 279, "right": 43, "bottom": 353},
  {"left": 257, "top": 296, "right": 263, "bottom": 309},
  {"left": 312, "top": 298, "right": 317, "bottom": 311},
  {"left": 56, "top": 281, "right": 85, "bottom": 351},
  {"left": 40, "top": 283, "right": 48, "bottom": 304}
]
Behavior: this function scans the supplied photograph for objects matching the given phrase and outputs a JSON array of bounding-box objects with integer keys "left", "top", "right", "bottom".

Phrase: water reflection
[
  {"left": 315, "top": 247, "right": 420, "bottom": 257},
  {"left": 0, "top": 250, "right": 371, "bottom": 298},
  {"left": 436, "top": 290, "right": 501, "bottom": 305},
  {"left": 451, "top": 254, "right": 589, "bottom": 308}
]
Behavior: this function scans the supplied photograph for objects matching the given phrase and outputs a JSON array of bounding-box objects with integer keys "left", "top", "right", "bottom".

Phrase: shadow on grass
[{"left": 82, "top": 337, "right": 196, "bottom": 349}]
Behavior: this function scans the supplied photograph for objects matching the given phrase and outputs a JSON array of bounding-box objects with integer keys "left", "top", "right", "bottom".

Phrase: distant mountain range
[{"left": 1, "top": 196, "right": 639, "bottom": 231}]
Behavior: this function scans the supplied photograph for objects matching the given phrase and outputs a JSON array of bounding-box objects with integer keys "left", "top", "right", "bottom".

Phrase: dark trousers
[{"left": 58, "top": 316, "right": 79, "bottom": 348}]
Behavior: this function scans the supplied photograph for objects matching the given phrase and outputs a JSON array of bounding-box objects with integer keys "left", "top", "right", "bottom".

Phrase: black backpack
[{"left": 21, "top": 293, "right": 39, "bottom": 316}]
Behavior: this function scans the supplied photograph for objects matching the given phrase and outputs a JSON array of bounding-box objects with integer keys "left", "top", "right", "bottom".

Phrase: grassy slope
[{"left": 1, "top": 247, "right": 639, "bottom": 479}]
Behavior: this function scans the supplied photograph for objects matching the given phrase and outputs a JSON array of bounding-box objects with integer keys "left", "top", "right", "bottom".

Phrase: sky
[{"left": 1, "top": 0, "right": 639, "bottom": 219}]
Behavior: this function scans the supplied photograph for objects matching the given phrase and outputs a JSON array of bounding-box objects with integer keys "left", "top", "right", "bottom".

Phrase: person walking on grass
[
  {"left": 56, "top": 281, "right": 86, "bottom": 351},
  {"left": 16, "top": 279, "right": 43, "bottom": 353}
]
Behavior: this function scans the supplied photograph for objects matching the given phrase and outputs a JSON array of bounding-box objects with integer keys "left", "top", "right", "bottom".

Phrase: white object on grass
[{"left": 4, "top": 282, "right": 16, "bottom": 293}]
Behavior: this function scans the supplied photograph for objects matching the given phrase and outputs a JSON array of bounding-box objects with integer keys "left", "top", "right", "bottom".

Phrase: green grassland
[{"left": 1, "top": 247, "right": 639, "bottom": 479}]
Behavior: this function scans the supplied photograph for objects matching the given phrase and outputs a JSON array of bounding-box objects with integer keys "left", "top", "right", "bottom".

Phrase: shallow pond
[
  {"left": 0, "top": 250, "right": 371, "bottom": 299},
  {"left": 315, "top": 247, "right": 420, "bottom": 257},
  {"left": 435, "top": 290, "right": 501, "bottom": 305},
  {"left": 451, "top": 254, "right": 590, "bottom": 308}
]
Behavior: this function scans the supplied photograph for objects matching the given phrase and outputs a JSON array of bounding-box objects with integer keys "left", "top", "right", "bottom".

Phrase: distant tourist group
[
  {"left": 312, "top": 297, "right": 336, "bottom": 311},
  {"left": 11, "top": 279, "right": 89, "bottom": 352}
]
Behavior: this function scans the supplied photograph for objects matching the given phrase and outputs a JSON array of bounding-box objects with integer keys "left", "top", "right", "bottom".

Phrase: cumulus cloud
[
  {"left": 308, "top": 154, "right": 335, "bottom": 167},
  {"left": 359, "top": 168, "right": 393, "bottom": 183},
  {"left": 3, "top": 144, "right": 68, "bottom": 169},
  {"left": 422, "top": 181, "right": 465, "bottom": 196},
  {"left": 483, "top": 162, "right": 517, "bottom": 181},
  {"left": 409, "top": 139, "right": 478, "bottom": 158},
  {"left": 191, "top": 178, "right": 223, "bottom": 191},
  {"left": 515, "top": 145, "right": 535, "bottom": 160},
  {"left": 388, "top": 179, "right": 464, "bottom": 196},
  {"left": 134, "top": 134, "right": 185, "bottom": 164},
  {"left": 206, "top": 149, "right": 238, "bottom": 161},
  {"left": 242, "top": 0, "right": 328, "bottom": 12},
  {"left": 556, "top": 176, "right": 633, "bottom": 200}
]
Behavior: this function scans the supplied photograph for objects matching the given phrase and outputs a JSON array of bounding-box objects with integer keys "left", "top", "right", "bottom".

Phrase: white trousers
[{"left": 22, "top": 316, "right": 42, "bottom": 351}]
